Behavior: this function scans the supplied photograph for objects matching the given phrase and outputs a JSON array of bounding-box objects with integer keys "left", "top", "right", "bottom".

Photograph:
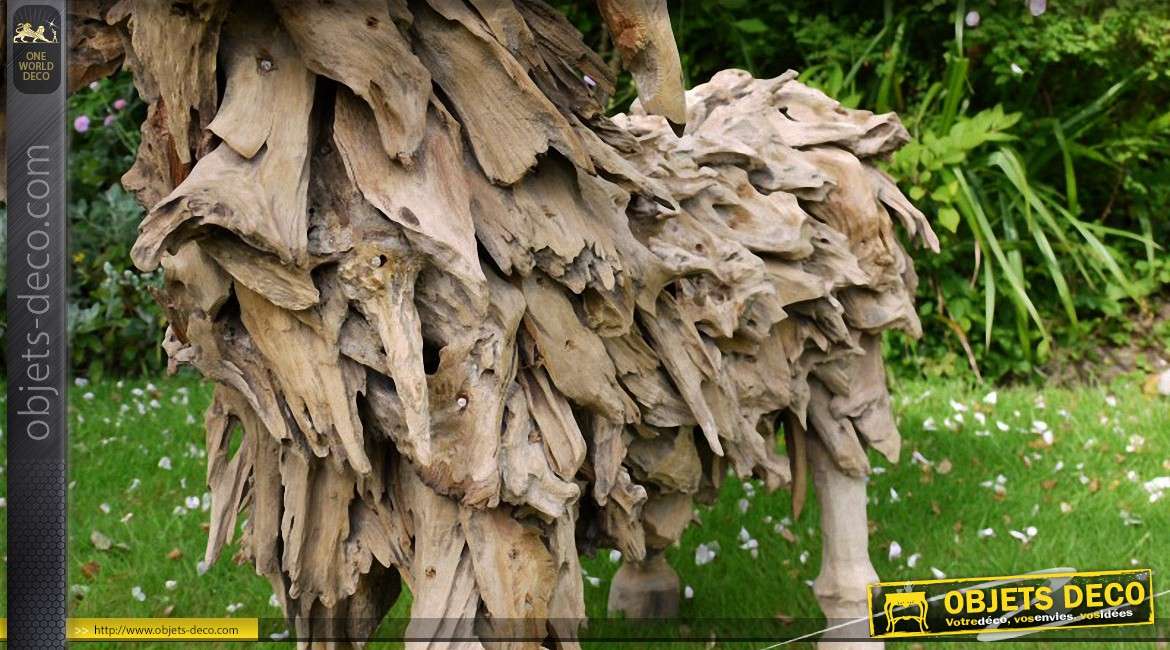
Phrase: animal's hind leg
[
  {"left": 607, "top": 549, "right": 680, "bottom": 619},
  {"left": 809, "top": 434, "right": 882, "bottom": 650}
]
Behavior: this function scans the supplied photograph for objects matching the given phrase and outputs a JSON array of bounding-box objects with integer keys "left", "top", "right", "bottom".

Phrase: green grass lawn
[{"left": 1, "top": 372, "right": 1167, "bottom": 648}]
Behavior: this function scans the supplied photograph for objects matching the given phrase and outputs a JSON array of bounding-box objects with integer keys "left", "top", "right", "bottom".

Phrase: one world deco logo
[{"left": 10, "top": 4, "right": 61, "bottom": 94}]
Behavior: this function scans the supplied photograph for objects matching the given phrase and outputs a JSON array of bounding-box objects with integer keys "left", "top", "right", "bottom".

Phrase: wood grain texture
[{"left": 59, "top": 2, "right": 934, "bottom": 646}]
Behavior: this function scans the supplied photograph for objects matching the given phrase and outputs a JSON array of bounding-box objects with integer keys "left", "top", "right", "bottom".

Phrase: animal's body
[{"left": 56, "top": 2, "right": 936, "bottom": 648}]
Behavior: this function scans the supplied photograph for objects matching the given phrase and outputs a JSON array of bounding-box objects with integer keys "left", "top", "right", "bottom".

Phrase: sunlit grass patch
[{"left": 0, "top": 372, "right": 1164, "bottom": 649}]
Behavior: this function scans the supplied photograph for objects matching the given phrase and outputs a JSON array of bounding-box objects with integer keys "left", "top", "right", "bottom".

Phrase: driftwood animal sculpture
[{"left": 55, "top": 1, "right": 937, "bottom": 647}]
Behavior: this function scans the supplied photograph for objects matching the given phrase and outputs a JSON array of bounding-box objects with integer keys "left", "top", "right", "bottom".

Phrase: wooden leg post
[
  {"left": 606, "top": 550, "right": 680, "bottom": 619},
  {"left": 809, "top": 435, "right": 882, "bottom": 650}
]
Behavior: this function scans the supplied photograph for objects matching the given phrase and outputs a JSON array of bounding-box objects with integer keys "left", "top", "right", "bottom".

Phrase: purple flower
[
  {"left": 103, "top": 114, "right": 116, "bottom": 127},
  {"left": 1029, "top": 0, "right": 1047, "bottom": 16},
  {"left": 965, "top": 10, "right": 981, "bottom": 27},
  {"left": 113, "top": 98, "right": 128, "bottom": 110},
  {"left": 73, "top": 115, "right": 91, "bottom": 133}
]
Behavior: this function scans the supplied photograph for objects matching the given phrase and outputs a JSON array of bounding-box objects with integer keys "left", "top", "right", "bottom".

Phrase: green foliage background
[{"left": 6, "top": 0, "right": 1166, "bottom": 382}]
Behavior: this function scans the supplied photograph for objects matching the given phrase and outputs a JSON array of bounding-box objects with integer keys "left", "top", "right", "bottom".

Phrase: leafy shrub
[
  {"left": 63, "top": 74, "right": 166, "bottom": 378},
  {"left": 0, "top": 73, "right": 168, "bottom": 378}
]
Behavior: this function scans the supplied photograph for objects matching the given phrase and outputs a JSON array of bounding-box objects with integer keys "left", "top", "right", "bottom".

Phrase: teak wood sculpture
[{"left": 50, "top": 1, "right": 939, "bottom": 648}]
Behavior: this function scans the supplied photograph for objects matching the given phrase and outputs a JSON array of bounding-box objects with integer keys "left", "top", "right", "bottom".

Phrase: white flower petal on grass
[
  {"left": 609, "top": 549, "right": 622, "bottom": 563},
  {"left": 586, "top": 576, "right": 601, "bottom": 587},
  {"left": 131, "top": 586, "right": 146, "bottom": 602},
  {"left": 99, "top": 503, "right": 111, "bottom": 514},
  {"left": 1105, "top": 395, "right": 1118, "bottom": 408},
  {"left": 695, "top": 543, "right": 717, "bottom": 566},
  {"left": 1009, "top": 530, "right": 1029, "bottom": 543},
  {"left": 799, "top": 550, "right": 810, "bottom": 565},
  {"left": 1025, "top": 526, "right": 1038, "bottom": 538},
  {"left": 226, "top": 602, "right": 243, "bottom": 614},
  {"left": 270, "top": 630, "right": 290, "bottom": 641},
  {"left": 738, "top": 527, "right": 751, "bottom": 543},
  {"left": 910, "top": 451, "right": 931, "bottom": 466},
  {"left": 974, "top": 412, "right": 986, "bottom": 426},
  {"left": 737, "top": 498, "right": 750, "bottom": 514},
  {"left": 128, "top": 478, "right": 141, "bottom": 492},
  {"left": 75, "top": 377, "right": 90, "bottom": 387},
  {"left": 888, "top": 541, "right": 903, "bottom": 561},
  {"left": 996, "top": 421, "right": 1010, "bottom": 432},
  {"left": 270, "top": 594, "right": 282, "bottom": 608},
  {"left": 1060, "top": 502, "right": 1073, "bottom": 513},
  {"left": 165, "top": 580, "right": 177, "bottom": 591},
  {"left": 1053, "top": 461, "right": 1064, "bottom": 472},
  {"left": 889, "top": 488, "right": 900, "bottom": 502},
  {"left": 950, "top": 400, "right": 968, "bottom": 413},
  {"left": 740, "top": 538, "right": 759, "bottom": 552},
  {"left": 922, "top": 417, "right": 938, "bottom": 431},
  {"left": 1041, "top": 430, "right": 1054, "bottom": 446},
  {"left": 684, "top": 585, "right": 694, "bottom": 599},
  {"left": 930, "top": 567, "right": 946, "bottom": 579},
  {"left": 983, "top": 391, "right": 998, "bottom": 405},
  {"left": 978, "top": 528, "right": 995, "bottom": 539},
  {"left": 1143, "top": 476, "right": 1170, "bottom": 502},
  {"left": 83, "top": 392, "right": 95, "bottom": 401},
  {"left": 196, "top": 560, "right": 209, "bottom": 576},
  {"left": 158, "top": 456, "right": 172, "bottom": 470},
  {"left": 907, "top": 553, "right": 921, "bottom": 568}
]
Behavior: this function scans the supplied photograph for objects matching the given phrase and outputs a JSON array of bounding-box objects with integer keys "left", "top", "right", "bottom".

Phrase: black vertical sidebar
[{"left": 6, "top": 1, "right": 67, "bottom": 647}]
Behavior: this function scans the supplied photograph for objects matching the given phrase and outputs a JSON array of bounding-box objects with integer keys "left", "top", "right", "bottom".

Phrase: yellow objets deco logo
[
  {"left": 867, "top": 569, "right": 1155, "bottom": 640},
  {"left": 882, "top": 591, "right": 930, "bottom": 634}
]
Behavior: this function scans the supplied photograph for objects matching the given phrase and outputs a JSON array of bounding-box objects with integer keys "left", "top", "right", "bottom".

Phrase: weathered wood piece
[{"left": 58, "top": 3, "right": 935, "bottom": 647}]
